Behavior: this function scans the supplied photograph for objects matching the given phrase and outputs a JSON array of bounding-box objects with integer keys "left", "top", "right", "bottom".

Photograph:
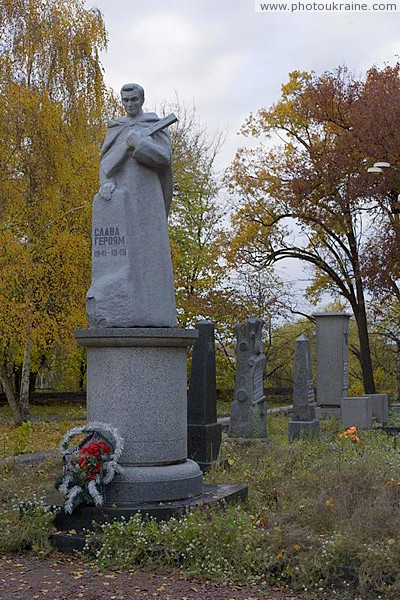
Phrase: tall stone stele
[
  {"left": 229, "top": 317, "right": 267, "bottom": 439},
  {"left": 187, "top": 320, "right": 222, "bottom": 471},
  {"left": 76, "top": 83, "right": 202, "bottom": 504},
  {"left": 313, "top": 312, "right": 351, "bottom": 418},
  {"left": 288, "top": 335, "right": 319, "bottom": 441}
]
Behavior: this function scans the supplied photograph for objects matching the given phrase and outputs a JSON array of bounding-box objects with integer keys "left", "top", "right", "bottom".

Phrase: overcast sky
[
  {"left": 89, "top": 0, "right": 399, "bottom": 168},
  {"left": 87, "top": 0, "right": 400, "bottom": 305}
]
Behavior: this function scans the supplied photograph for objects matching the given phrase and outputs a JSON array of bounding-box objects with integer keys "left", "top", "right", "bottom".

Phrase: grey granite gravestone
[
  {"left": 363, "top": 393, "right": 389, "bottom": 424},
  {"left": 76, "top": 83, "right": 203, "bottom": 504},
  {"left": 313, "top": 312, "right": 351, "bottom": 418},
  {"left": 288, "top": 334, "right": 320, "bottom": 441},
  {"left": 187, "top": 320, "right": 222, "bottom": 472},
  {"left": 228, "top": 317, "right": 267, "bottom": 439},
  {"left": 341, "top": 396, "right": 373, "bottom": 429}
]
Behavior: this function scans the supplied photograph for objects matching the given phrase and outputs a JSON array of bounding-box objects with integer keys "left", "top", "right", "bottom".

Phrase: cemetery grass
[
  {"left": 2, "top": 418, "right": 400, "bottom": 597},
  {"left": 0, "top": 419, "right": 85, "bottom": 459}
]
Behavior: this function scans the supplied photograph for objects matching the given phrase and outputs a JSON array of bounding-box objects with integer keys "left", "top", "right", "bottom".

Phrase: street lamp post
[{"left": 367, "top": 161, "right": 400, "bottom": 214}]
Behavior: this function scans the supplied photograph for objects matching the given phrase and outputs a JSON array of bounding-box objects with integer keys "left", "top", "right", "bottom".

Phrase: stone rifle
[{"left": 139, "top": 112, "right": 178, "bottom": 136}]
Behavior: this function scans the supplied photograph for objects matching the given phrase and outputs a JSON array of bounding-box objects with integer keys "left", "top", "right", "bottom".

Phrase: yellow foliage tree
[{"left": 0, "top": 0, "right": 108, "bottom": 424}]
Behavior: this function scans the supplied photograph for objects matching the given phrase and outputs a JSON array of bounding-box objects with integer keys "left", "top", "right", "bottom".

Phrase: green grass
[
  {"left": 0, "top": 419, "right": 85, "bottom": 459},
  {"left": 0, "top": 402, "right": 86, "bottom": 420},
  {"left": 2, "top": 411, "right": 400, "bottom": 597},
  {"left": 88, "top": 418, "right": 400, "bottom": 597}
]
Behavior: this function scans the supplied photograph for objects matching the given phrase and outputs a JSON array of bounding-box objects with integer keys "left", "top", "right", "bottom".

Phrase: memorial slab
[
  {"left": 341, "top": 396, "right": 373, "bottom": 429},
  {"left": 313, "top": 312, "right": 351, "bottom": 418},
  {"left": 363, "top": 393, "right": 389, "bottom": 424}
]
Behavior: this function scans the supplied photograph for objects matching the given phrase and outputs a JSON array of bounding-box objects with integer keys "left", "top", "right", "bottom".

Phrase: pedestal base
[
  {"left": 187, "top": 423, "right": 222, "bottom": 472},
  {"left": 105, "top": 460, "right": 203, "bottom": 503},
  {"left": 51, "top": 483, "right": 249, "bottom": 555},
  {"left": 288, "top": 418, "right": 320, "bottom": 441},
  {"left": 228, "top": 400, "right": 267, "bottom": 439},
  {"left": 75, "top": 327, "right": 202, "bottom": 505},
  {"left": 316, "top": 405, "right": 341, "bottom": 419}
]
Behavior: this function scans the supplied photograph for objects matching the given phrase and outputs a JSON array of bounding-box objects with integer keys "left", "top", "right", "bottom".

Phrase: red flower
[
  {"left": 80, "top": 442, "right": 101, "bottom": 458},
  {"left": 98, "top": 442, "right": 112, "bottom": 454}
]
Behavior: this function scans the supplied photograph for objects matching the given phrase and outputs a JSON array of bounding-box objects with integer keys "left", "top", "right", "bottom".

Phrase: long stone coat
[{"left": 86, "top": 113, "right": 177, "bottom": 328}]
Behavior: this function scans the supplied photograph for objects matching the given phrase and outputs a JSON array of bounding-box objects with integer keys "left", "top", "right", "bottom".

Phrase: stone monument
[
  {"left": 288, "top": 335, "right": 319, "bottom": 441},
  {"left": 187, "top": 320, "right": 222, "bottom": 471},
  {"left": 313, "top": 312, "right": 351, "bottom": 418},
  {"left": 229, "top": 317, "right": 267, "bottom": 439},
  {"left": 341, "top": 396, "right": 373, "bottom": 429},
  {"left": 76, "top": 83, "right": 203, "bottom": 503},
  {"left": 364, "top": 393, "right": 389, "bottom": 424}
]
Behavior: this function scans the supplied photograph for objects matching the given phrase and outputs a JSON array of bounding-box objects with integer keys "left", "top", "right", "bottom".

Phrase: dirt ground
[{"left": 0, "top": 554, "right": 319, "bottom": 600}]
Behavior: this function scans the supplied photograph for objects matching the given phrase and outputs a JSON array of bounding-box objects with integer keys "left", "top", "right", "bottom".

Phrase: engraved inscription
[
  {"left": 93, "top": 225, "right": 127, "bottom": 258},
  {"left": 307, "top": 380, "right": 315, "bottom": 403},
  {"left": 343, "top": 361, "right": 349, "bottom": 389}
]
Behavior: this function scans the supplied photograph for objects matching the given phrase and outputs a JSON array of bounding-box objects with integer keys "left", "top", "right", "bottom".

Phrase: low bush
[{"left": 0, "top": 496, "right": 58, "bottom": 553}]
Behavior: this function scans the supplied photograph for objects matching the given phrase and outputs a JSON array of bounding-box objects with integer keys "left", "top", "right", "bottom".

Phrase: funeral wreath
[{"left": 56, "top": 422, "right": 124, "bottom": 513}]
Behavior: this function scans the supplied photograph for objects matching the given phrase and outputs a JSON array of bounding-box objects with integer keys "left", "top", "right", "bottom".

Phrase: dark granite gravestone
[
  {"left": 187, "top": 320, "right": 222, "bottom": 471},
  {"left": 288, "top": 334, "right": 320, "bottom": 441},
  {"left": 228, "top": 317, "right": 267, "bottom": 439}
]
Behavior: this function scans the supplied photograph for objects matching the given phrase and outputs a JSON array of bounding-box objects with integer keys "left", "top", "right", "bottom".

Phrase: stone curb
[{"left": 0, "top": 449, "right": 60, "bottom": 467}]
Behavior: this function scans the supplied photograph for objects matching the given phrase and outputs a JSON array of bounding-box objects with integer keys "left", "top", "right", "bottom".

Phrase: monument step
[{"left": 51, "top": 483, "right": 248, "bottom": 555}]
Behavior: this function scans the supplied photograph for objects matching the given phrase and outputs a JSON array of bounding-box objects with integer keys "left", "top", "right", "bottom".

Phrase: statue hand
[
  {"left": 126, "top": 130, "right": 143, "bottom": 149},
  {"left": 99, "top": 182, "right": 115, "bottom": 200}
]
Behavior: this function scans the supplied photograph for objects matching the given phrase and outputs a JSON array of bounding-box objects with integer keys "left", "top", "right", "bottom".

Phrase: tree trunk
[
  {"left": 79, "top": 359, "right": 86, "bottom": 391},
  {"left": 353, "top": 303, "right": 376, "bottom": 394},
  {"left": 19, "top": 331, "right": 32, "bottom": 422},
  {"left": 0, "top": 364, "right": 23, "bottom": 426},
  {"left": 395, "top": 343, "right": 400, "bottom": 403}
]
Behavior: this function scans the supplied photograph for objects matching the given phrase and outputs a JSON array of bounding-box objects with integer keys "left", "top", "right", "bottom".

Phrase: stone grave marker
[
  {"left": 288, "top": 334, "right": 320, "bottom": 441},
  {"left": 313, "top": 312, "right": 351, "bottom": 418},
  {"left": 341, "top": 396, "right": 373, "bottom": 429},
  {"left": 363, "top": 393, "right": 388, "bottom": 424},
  {"left": 187, "top": 320, "right": 222, "bottom": 471},
  {"left": 229, "top": 317, "right": 267, "bottom": 439}
]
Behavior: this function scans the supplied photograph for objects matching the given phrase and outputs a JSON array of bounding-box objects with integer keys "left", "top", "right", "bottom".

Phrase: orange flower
[{"left": 339, "top": 426, "right": 360, "bottom": 442}]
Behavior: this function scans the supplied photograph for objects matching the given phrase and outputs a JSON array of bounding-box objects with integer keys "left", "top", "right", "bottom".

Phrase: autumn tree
[
  {"left": 0, "top": 0, "right": 108, "bottom": 424},
  {"left": 165, "top": 104, "right": 251, "bottom": 343},
  {"left": 229, "top": 64, "right": 400, "bottom": 394}
]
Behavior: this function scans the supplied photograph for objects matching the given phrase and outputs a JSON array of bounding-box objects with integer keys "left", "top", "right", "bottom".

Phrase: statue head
[{"left": 121, "top": 83, "right": 144, "bottom": 118}]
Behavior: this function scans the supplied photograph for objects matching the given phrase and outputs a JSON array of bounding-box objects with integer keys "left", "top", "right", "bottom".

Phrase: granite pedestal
[
  {"left": 75, "top": 328, "right": 203, "bottom": 504},
  {"left": 288, "top": 418, "right": 320, "bottom": 441}
]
